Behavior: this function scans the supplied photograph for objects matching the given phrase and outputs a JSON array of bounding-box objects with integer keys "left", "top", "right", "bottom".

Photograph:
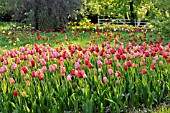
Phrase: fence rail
[{"left": 98, "top": 19, "right": 148, "bottom": 27}]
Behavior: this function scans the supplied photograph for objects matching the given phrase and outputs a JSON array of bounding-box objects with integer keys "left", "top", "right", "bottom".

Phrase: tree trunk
[
  {"left": 129, "top": 0, "right": 135, "bottom": 26},
  {"left": 34, "top": 0, "right": 39, "bottom": 30}
]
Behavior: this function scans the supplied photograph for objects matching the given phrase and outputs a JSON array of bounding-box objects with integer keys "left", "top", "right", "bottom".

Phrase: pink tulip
[
  {"left": 0, "top": 65, "right": 7, "bottom": 73},
  {"left": 154, "top": 56, "right": 159, "bottom": 61},
  {"left": 66, "top": 74, "right": 72, "bottom": 81},
  {"left": 98, "top": 68, "right": 102, "bottom": 73},
  {"left": 140, "top": 69, "right": 147, "bottom": 74},
  {"left": 98, "top": 56, "right": 102, "bottom": 60},
  {"left": 159, "top": 61, "right": 163, "bottom": 66},
  {"left": 75, "top": 62, "right": 80, "bottom": 69},
  {"left": 15, "top": 58, "right": 20, "bottom": 64},
  {"left": 83, "top": 74, "right": 87, "bottom": 78},
  {"left": 106, "top": 54, "right": 110, "bottom": 59},
  {"left": 11, "top": 63, "right": 17, "bottom": 70},
  {"left": 3, "top": 59, "right": 8, "bottom": 65},
  {"left": 41, "top": 66, "right": 47, "bottom": 73},
  {"left": 152, "top": 60, "right": 157, "bottom": 65},
  {"left": 49, "top": 65, "right": 55, "bottom": 72},
  {"left": 108, "top": 69, "right": 114, "bottom": 75},
  {"left": 116, "top": 62, "right": 121, "bottom": 68},
  {"left": 10, "top": 78, "right": 15, "bottom": 84},
  {"left": 60, "top": 66, "right": 66, "bottom": 73},
  {"left": 114, "top": 56, "right": 117, "bottom": 61},
  {"left": 104, "top": 58, "right": 108, "bottom": 64},
  {"left": 97, "top": 60, "right": 102, "bottom": 66},
  {"left": 41, "top": 59, "right": 46, "bottom": 66},
  {"left": 103, "top": 77, "right": 108, "bottom": 83}
]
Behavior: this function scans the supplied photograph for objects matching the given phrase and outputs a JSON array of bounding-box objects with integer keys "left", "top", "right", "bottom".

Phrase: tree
[{"left": 5, "top": 0, "right": 82, "bottom": 30}]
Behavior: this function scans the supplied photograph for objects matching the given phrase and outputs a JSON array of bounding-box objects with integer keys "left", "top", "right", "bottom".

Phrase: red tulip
[
  {"left": 124, "top": 65, "right": 128, "bottom": 70},
  {"left": 87, "top": 62, "right": 93, "bottom": 69},
  {"left": 31, "top": 71, "right": 36, "bottom": 77},
  {"left": 13, "top": 90, "right": 18, "bottom": 96},
  {"left": 71, "top": 69, "right": 75, "bottom": 75},
  {"left": 21, "top": 66, "right": 28, "bottom": 73},
  {"left": 84, "top": 59, "right": 89, "bottom": 65},
  {"left": 151, "top": 64, "right": 156, "bottom": 70},
  {"left": 145, "top": 52, "right": 150, "bottom": 57},
  {"left": 31, "top": 60, "right": 35, "bottom": 67},
  {"left": 116, "top": 71, "right": 123, "bottom": 78},
  {"left": 125, "top": 61, "right": 132, "bottom": 67}
]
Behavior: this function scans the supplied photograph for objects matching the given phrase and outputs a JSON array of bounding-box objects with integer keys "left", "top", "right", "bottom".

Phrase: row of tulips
[{"left": 0, "top": 33, "right": 170, "bottom": 112}]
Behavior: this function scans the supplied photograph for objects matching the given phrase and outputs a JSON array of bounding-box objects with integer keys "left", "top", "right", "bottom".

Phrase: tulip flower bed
[{"left": 0, "top": 27, "right": 170, "bottom": 112}]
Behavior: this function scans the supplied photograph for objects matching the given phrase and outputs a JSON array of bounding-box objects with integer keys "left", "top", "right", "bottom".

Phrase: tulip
[
  {"left": 22, "top": 92, "right": 26, "bottom": 97},
  {"left": 71, "top": 69, "right": 75, "bottom": 75},
  {"left": 31, "top": 71, "right": 36, "bottom": 77},
  {"left": 103, "top": 77, "right": 108, "bottom": 83},
  {"left": 88, "top": 62, "right": 93, "bottom": 69},
  {"left": 116, "top": 62, "right": 121, "bottom": 68},
  {"left": 83, "top": 74, "right": 87, "bottom": 78},
  {"left": 125, "top": 61, "right": 132, "bottom": 67},
  {"left": 97, "top": 60, "right": 102, "bottom": 67},
  {"left": 145, "top": 52, "right": 150, "bottom": 57},
  {"left": 11, "top": 63, "right": 17, "bottom": 70},
  {"left": 152, "top": 60, "right": 157, "bottom": 65},
  {"left": 10, "top": 78, "right": 15, "bottom": 84},
  {"left": 66, "top": 74, "right": 72, "bottom": 81},
  {"left": 116, "top": 71, "right": 123, "bottom": 78},
  {"left": 124, "top": 65, "right": 128, "bottom": 70},
  {"left": 140, "top": 69, "right": 147, "bottom": 74},
  {"left": 41, "top": 66, "right": 47, "bottom": 73},
  {"left": 49, "top": 65, "right": 55, "bottom": 72},
  {"left": 13, "top": 90, "right": 18, "bottom": 96},
  {"left": 53, "top": 64, "right": 57, "bottom": 70},
  {"left": 60, "top": 66, "right": 66, "bottom": 73},
  {"left": 77, "top": 71, "right": 83, "bottom": 78},
  {"left": 84, "top": 59, "right": 89, "bottom": 65},
  {"left": 121, "top": 55, "right": 126, "bottom": 60},
  {"left": 151, "top": 64, "right": 156, "bottom": 70},
  {"left": 98, "top": 68, "right": 102, "bottom": 73},
  {"left": 104, "top": 58, "right": 108, "bottom": 64},
  {"left": 3, "top": 59, "right": 8, "bottom": 65},
  {"left": 38, "top": 72, "right": 44, "bottom": 80},
  {"left": 75, "top": 62, "right": 80, "bottom": 69},
  {"left": 159, "top": 61, "right": 163, "bottom": 66},
  {"left": 31, "top": 60, "right": 35, "bottom": 67},
  {"left": 41, "top": 59, "right": 46, "bottom": 66},
  {"left": 26, "top": 81, "right": 30, "bottom": 87},
  {"left": 108, "top": 69, "right": 114, "bottom": 75},
  {"left": 0, "top": 65, "right": 7, "bottom": 73},
  {"left": 21, "top": 66, "right": 28, "bottom": 73}
]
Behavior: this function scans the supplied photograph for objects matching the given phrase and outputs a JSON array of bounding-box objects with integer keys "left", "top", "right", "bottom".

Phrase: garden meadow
[{"left": 0, "top": 23, "right": 170, "bottom": 113}]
